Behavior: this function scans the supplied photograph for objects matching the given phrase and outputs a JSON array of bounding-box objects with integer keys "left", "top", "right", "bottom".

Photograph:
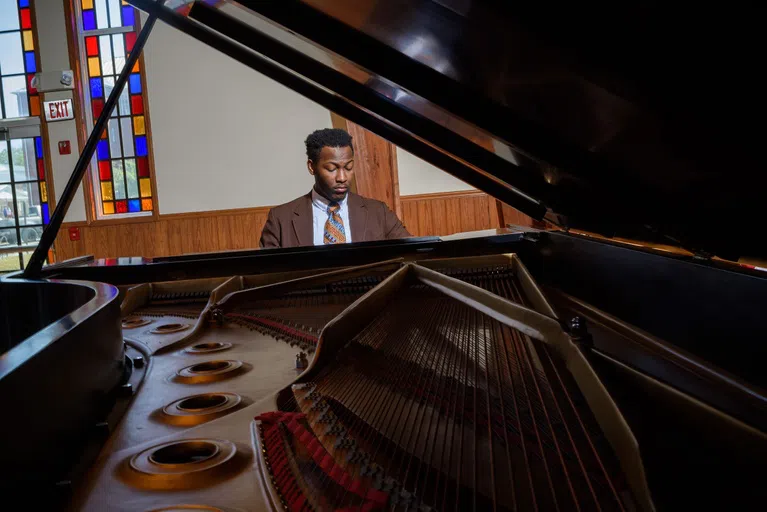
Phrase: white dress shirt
[{"left": 311, "top": 188, "right": 352, "bottom": 245}]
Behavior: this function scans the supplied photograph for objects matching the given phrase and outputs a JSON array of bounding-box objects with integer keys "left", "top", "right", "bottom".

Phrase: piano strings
[{"left": 257, "top": 266, "right": 634, "bottom": 511}]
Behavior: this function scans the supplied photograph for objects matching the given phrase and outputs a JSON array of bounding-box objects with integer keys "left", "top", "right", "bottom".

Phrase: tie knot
[{"left": 327, "top": 203, "right": 340, "bottom": 214}]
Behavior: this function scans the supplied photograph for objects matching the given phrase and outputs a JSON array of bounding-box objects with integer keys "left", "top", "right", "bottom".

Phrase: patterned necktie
[{"left": 323, "top": 202, "right": 346, "bottom": 244}]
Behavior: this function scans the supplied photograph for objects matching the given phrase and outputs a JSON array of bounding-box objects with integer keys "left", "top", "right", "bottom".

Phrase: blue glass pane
[
  {"left": 128, "top": 199, "right": 140, "bottom": 212},
  {"left": 135, "top": 136, "right": 148, "bottom": 157},
  {"left": 20, "top": 0, "right": 30, "bottom": 7},
  {"left": 90, "top": 77, "right": 104, "bottom": 98},
  {"left": 35, "top": 137, "right": 43, "bottom": 158},
  {"left": 24, "top": 51, "right": 36, "bottom": 73},
  {"left": 97, "top": 140, "right": 110, "bottom": 160},
  {"left": 122, "top": 6, "right": 135, "bottom": 27},
  {"left": 128, "top": 73, "right": 142, "bottom": 94},
  {"left": 83, "top": 10, "right": 96, "bottom": 31},
  {"left": 42, "top": 203, "right": 50, "bottom": 224}
]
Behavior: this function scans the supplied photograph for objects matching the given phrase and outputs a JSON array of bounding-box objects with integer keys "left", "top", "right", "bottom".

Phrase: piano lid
[{"left": 135, "top": 1, "right": 763, "bottom": 259}]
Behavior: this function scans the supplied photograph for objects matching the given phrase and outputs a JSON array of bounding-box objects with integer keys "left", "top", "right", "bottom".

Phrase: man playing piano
[{"left": 259, "top": 128, "right": 411, "bottom": 248}]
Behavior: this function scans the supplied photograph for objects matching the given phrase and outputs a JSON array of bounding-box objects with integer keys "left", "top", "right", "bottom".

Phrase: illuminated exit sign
[{"left": 43, "top": 99, "right": 74, "bottom": 122}]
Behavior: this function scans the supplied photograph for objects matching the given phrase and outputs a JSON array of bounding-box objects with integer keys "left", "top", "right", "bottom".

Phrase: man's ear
[{"left": 307, "top": 159, "right": 315, "bottom": 176}]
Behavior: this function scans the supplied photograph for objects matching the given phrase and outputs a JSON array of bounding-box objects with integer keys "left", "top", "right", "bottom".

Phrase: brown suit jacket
[{"left": 259, "top": 192, "right": 411, "bottom": 248}]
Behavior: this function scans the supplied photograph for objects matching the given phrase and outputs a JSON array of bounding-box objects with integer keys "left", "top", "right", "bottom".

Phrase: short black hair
[{"left": 305, "top": 128, "right": 354, "bottom": 162}]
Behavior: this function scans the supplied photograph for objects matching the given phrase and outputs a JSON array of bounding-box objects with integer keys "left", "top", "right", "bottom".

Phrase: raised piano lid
[{"left": 130, "top": 0, "right": 763, "bottom": 261}]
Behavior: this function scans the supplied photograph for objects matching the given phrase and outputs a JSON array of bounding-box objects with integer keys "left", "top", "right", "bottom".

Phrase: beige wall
[{"left": 396, "top": 148, "right": 474, "bottom": 195}]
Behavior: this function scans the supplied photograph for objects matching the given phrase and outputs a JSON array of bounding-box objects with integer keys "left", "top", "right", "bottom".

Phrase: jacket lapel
[
  {"left": 348, "top": 193, "right": 367, "bottom": 242},
  {"left": 292, "top": 193, "right": 313, "bottom": 246}
]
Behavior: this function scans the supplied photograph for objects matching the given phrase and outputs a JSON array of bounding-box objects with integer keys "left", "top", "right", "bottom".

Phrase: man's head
[{"left": 305, "top": 128, "right": 354, "bottom": 202}]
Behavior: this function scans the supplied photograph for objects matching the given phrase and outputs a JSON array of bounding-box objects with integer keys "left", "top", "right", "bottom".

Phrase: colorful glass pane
[
  {"left": 103, "top": 201, "right": 114, "bottom": 214},
  {"left": 115, "top": 200, "right": 127, "bottom": 213},
  {"left": 99, "top": 160, "right": 111, "bottom": 180},
  {"left": 20, "top": 8, "right": 32, "bottom": 29},
  {"left": 90, "top": 77, "right": 103, "bottom": 98},
  {"left": 92, "top": 98, "right": 104, "bottom": 118},
  {"left": 101, "top": 181, "right": 114, "bottom": 200},
  {"left": 130, "top": 94, "right": 143, "bottom": 115},
  {"left": 96, "top": 139, "right": 109, "bottom": 160},
  {"left": 35, "top": 137, "right": 43, "bottom": 158},
  {"left": 29, "top": 96, "right": 39, "bottom": 116},
  {"left": 82, "top": 0, "right": 94, "bottom": 8},
  {"left": 82, "top": 10, "right": 96, "bottom": 30},
  {"left": 27, "top": 73, "right": 37, "bottom": 94},
  {"left": 124, "top": 32, "right": 136, "bottom": 52},
  {"left": 133, "top": 115, "right": 145, "bottom": 135},
  {"left": 128, "top": 73, "right": 141, "bottom": 94},
  {"left": 139, "top": 178, "right": 151, "bottom": 198},
  {"left": 20, "top": 0, "right": 30, "bottom": 8},
  {"left": 122, "top": 6, "right": 134, "bottom": 26},
  {"left": 137, "top": 157, "right": 149, "bottom": 177},
  {"left": 128, "top": 199, "right": 140, "bottom": 212},
  {"left": 141, "top": 199, "right": 152, "bottom": 211},
  {"left": 87, "top": 56, "right": 100, "bottom": 77},
  {"left": 22, "top": 30, "right": 34, "bottom": 51},
  {"left": 85, "top": 36, "right": 98, "bottom": 56},
  {"left": 135, "top": 135, "right": 147, "bottom": 157},
  {"left": 131, "top": 60, "right": 139, "bottom": 73},
  {"left": 37, "top": 159, "right": 45, "bottom": 180},
  {"left": 24, "top": 51, "right": 36, "bottom": 72},
  {"left": 42, "top": 203, "right": 50, "bottom": 224},
  {"left": 40, "top": 182, "right": 48, "bottom": 202}
]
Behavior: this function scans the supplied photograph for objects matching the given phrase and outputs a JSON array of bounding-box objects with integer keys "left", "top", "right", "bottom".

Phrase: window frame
[
  {"left": 65, "top": 0, "right": 159, "bottom": 225},
  {"left": 1, "top": 0, "right": 56, "bottom": 272}
]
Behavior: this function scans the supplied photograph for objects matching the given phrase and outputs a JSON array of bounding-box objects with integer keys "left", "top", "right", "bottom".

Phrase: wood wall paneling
[
  {"left": 330, "top": 114, "right": 401, "bottom": 216},
  {"left": 54, "top": 191, "right": 530, "bottom": 260},
  {"left": 400, "top": 191, "right": 502, "bottom": 237}
]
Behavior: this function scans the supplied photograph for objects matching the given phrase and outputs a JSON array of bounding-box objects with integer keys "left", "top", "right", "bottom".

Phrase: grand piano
[{"left": 1, "top": 1, "right": 765, "bottom": 510}]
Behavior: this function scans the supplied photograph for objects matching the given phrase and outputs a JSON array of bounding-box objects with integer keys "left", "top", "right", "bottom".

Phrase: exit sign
[{"left": 43, "top": 99, "right": 74, "bottom": 122}]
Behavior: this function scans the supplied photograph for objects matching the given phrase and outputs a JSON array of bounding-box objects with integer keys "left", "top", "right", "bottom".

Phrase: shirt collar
[{"left": 311, "top": 187, "right": 348, "bottom": 211}]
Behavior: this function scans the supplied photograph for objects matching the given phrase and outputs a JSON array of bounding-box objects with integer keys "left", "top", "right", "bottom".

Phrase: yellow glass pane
[
  {"left": 122, "top": 0, "right": 128, "bottom": 4},
  {"left": 40, "top": 182, "right": 48, "bottom": 203},
  {"left": 88, "top": 56, "right": 101, "bottom": 77},
  {"left": 133, "top": 116, "right": 145, "bottom": 135},
  {"left": 139, "top": 178, "right": 151, "bottom": 198},
  {"left": 22, "top": 31, "right": 34, "bottom": 51},
  {"left": 29, "top": 96, "right": 40, "bottom": 116},
  {"left": 132, "top": 60, "right": 140, "bottom": 73},
  {"left": 82, "top": 0, "right": 94, "bottom": 8},
  {"left": 101, "top": 181, "right": 114, "bottom": 200},
  {"left": 103, "top": 201, "right": 114, "bottom": 214},
  {"left": 141, "top": 198, "right": 153, "bottom": 211}
]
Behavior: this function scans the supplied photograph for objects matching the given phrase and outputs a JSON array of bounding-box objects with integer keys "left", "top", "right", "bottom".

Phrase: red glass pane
[
  {"left": 92, "top": 99, "right": 104, "bottom": 119},
  {"left": 27, "top": 73, "right": 37, "bottom": 94},
  {"left": 130, "top": 94, "right": 144, "bottom": 115},
  {"left": 137, "top": 157, "right": 149, "bottom": 177},
  {"left": 116, "top": 200, "right": 128, "bottom": 213},
  {"left": 125, "top": 32, "right": 137, "bottom": 53},
  {"left": 20, "top": 8, "right": 32, "bottom": 29},
  {"left": 85, "top": 36, "right": 99, "bottom": 57},
  {"left": 99, "top": 161, "right": 111, "bottom": 180},
  {"left": 37, "top": 159, "right": 45, "bottom": 180}
]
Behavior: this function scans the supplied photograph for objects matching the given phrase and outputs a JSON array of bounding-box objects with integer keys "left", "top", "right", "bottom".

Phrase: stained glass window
[
  {"left": 0, "top": 0, "right": 41, "bottom": 120},
  {"left": 75, "top": 0, "right": 154, "bottom": 217},
  {"left": 1, "top": 0, "right": 50, "bottom": 273}
]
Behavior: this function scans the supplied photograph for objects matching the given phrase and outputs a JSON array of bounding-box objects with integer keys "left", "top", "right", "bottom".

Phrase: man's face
[{"left": 309, "top": 145, "right": 354, "bottom": 202}]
